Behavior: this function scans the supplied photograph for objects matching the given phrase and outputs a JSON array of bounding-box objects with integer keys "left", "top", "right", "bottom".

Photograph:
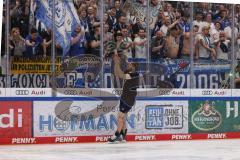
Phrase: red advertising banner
[
  {"left": 0, "top": 101, "right": 32, "bottom": 138},
  {"left": 0, "top": 132, "right": 239, "bottom": 145}
]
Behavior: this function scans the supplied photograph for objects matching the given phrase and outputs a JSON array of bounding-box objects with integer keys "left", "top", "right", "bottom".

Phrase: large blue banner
[
  {"left": 55, "top": 58, "right": 231, "bottom": 89},
  {"left": 35, "top": 0, "right": 80, "bottom": 56}
]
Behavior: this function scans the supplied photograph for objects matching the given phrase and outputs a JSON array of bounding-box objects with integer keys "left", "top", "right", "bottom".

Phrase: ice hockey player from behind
[{"left": 108, "top": 53, "right": 139, "bottom": 143}]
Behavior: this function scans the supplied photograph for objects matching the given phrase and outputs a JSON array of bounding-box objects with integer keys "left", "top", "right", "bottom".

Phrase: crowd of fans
[{"left": 1, "top": 0, "right": 240, "bottom": 62}]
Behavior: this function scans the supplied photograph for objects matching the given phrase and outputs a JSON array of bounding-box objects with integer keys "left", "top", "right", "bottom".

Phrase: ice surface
[{"left": 0, "top": 140, "right": 239, "bottom": 160}]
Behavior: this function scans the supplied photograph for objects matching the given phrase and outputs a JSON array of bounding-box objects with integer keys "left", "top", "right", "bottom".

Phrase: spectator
[
  {"left": 114, "top": 0, "right": 122, "bottom": 19},
  {"left": 115, "top": 31, "right": 125, "bottom": 54},
  {"left": 134, "top": 29, "right": 147, "bottom": 59},
  {"left": 87, "top": 6, "right": 100, "bottom": 34},
  {"left": 151, "top": 0, "right": 158, "bottom": 7},
  {"left": 216, "top": 32, "right": 231, "bottom": 60},
  {"left": 152, "top": 9, "right": 164, "bottom": 37},
  {"left": 166, "top": 26, "right": 180, "bottom": 59},
  {"left": 216, "top": 9, "right": 229, "bottom": 29},
  {"left": 9, "top": 27, "right": 26, "bottom": 56},
  {"left": 151, "top": 30, "right": 166, "bottom": 60},
  {"left": 4, "top": 1, "right": 239, "bottom": 71},
  {"left": 224, "top": 21, "right": 238, "bottom": 41},
  {"left": 193, "top": 24, "right": 201, "bottom": 60},
  {"left": 90, "top": 26, "right": 100, "bottom": 56},
  {"left": 160, "top": 17, "right": 179, "bottom": 37},
  {"left": 10, "top": 0, "right": 30, "bottom": 38},
  {"left": 237, "top": 33, "right": 240, "bottom": 59},
  {"left": 236, "top": 5, "right": 240, "bottom": 31},
  {"left": 25, "top": 28, "right": 43, "bottom": 58},
  {"left": 69, "top": 26, "right": 87, "bottom": 57},
  {"left": 41, "top": 29, "right": 52, "bottom": 57},
  {"left": 179, "top": 13, "right": 190, "bottom": 58},
  {"left": 107, "top": 7, "right": 117, "bottom": 32},
  {"left": 196, "top": 26, "right": 216, "bottom": 61},
  {"left": 104, "top": 24, "right": 114, "bottom": 43},
  {"left": 114, "top": 15, "right": 127, "bottom": 33},
  {"left": 163, "top": 3, "right": 174, "bottom": 23},
  {"left": 121, "top": 28, "right": 133, "bottom": 59},
  {"left": 193, "top": 12, "right": 204, "bottom": 33},
  {"left": 132, "top": 18, "right": 144, "bottom": 37},
  {"left": 211, "top": 21, "right": 222, "bottom": 44},
  {"left": 203, "top": 13, "right": 215, "bottom": 31},
  {"left": 79, "top": 9, "right": 90, "bottom": 33}
]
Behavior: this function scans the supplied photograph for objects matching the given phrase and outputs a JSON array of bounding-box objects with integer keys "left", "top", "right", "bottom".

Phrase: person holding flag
[{"left": 35, "top": 0, "right": 82, "bottom": 57}]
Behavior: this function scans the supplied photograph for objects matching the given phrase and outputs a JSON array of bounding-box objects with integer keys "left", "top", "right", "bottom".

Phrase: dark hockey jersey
[{"left": 120, "top": 72, "right": 139, "bottom": 107}]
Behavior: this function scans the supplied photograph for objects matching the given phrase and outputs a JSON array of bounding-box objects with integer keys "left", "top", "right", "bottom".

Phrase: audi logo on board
[{"left": 15, "top": 90, "right": 30, "bottom": 95}]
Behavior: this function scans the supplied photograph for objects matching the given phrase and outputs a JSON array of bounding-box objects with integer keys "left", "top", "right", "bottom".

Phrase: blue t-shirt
[
  {"left": 180, "top": 22, "right": 191, "bottom": 33},
  {"left": 68, "top": 32, "right": 87, "bottom": 57},
  {"left": 215, "top": 17, "right": 230, "bottom": 29},
  {"left": 25, "top": 34, "right": 43, "bottom": 57}
]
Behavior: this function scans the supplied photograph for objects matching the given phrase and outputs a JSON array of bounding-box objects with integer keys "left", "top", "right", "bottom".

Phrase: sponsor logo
[
  {"left": 226, "top": 101, "right": 239, "bottom": 118},
  {"left": 55, "top": 137, "right": 78, "bottom": 143},
  {"left": 12, "top": 138, "right": 36, "bottom": 144},
  {"left": 15, "top": 90, "right": 29, "bottom": 96},
  {"left": 202, "top": 90, "right": 226, "bottom": 96},
  {"left": 31, "top": 90, "right": 46, "bottom": 95},
  {"left": 53, "top": 117, "right": 70, "bottom": 131},
  {"left": 135, "top": 135, "right": 156, "bottom": 141},
  {"left": 171, "top": 90, "right": 185, "bottom": 96},
  {"left": 145, "top": 105, "right": 183, "bottom": 129},
  {"left": 96, "top": 136, "right": 112, "bottom": 142},
  {"left": 38, "top": 114, "right": 135, "bottom": 132},
  {"left": 0, "top": 102, "right": 32, "bottom": 138},
  {"left": 0, "top": 109, "right": 22, "bottom": 128},
  {"left": 11, "top": 74, "right": 49, "bottom": 88},
  {"left": 208, "top": 133, "right": 226, "bottom": 139},
  {"left": 202, "top": 90, "right": 213, "bottom": 96},
  {"left": 192, "top": 100, "right": 222, "bottom": 131},
  {"left": 112, "top": 89, "right": 122, "bottom": 95},
  {"left": 172, "top": 134, "right": 192, "bottom": 140}
]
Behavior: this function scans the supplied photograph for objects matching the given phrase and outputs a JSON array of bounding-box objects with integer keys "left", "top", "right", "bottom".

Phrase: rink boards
[{"left": 0, "top": 88, "right": 240, "bottom": 144}]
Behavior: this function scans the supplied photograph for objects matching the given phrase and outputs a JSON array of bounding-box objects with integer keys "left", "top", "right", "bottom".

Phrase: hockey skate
[
  {"left": 121, "top": 129, "right": 127, "bottom": 143},
  {"left": 108, "top": 131, "right": 122, "bottom": 144}
]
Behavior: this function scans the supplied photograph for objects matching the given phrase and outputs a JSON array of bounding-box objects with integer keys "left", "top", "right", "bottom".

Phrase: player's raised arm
[{"left": 113, "top": 52, "right": 131, "bottom": 79}]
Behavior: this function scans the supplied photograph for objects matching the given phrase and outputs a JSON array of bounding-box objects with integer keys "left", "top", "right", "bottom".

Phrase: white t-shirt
[
  {"left": 193, "top": 20, "right": 204, "bottom": 33},
  {"left": 224, "top": 26, "right": 238, "bottom": 40},
  {"left": 199, "top": 34, "right": 211, "bottom": 58},
  {"left": 217, "top": 40, "right": 230, "bottom": 60},
  {"left": 127, "top": 13, "right": 137, "bottom": 25},
  {"left": 122, "top": 37, "right": 133, "bottom": 58},
  {"left": 160, "top": 25, "right": 168, "bottom": 36},
  {"left": 134, "top": 37, "right": 147, "bottom": 59},
  {"left": 210, "top": 28, "right": 220, "bottom": 43}
]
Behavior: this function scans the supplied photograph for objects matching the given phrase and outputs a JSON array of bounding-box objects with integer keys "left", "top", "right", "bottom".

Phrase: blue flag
[{"left": 35, "top": 0, "right": 80, "bottom": 57}]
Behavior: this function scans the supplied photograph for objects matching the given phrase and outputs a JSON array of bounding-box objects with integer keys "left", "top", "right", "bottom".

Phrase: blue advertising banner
[{"left": 56, "top": 59, "right": 231, "bottom": 89}]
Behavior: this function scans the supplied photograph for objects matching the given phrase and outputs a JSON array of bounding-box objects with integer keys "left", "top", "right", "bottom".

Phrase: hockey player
[{"left": 108, "top": 52, "right": 139, "bottom": 143}]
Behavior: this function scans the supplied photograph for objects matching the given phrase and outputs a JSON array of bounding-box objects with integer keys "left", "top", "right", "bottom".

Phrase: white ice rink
[{"left": 0, "top": 140, "right": 239, "bottom": 160}]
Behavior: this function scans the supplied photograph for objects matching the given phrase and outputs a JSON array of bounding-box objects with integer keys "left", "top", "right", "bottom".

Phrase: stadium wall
[{"left": 0, "top": 88, "right": 240, "bottom": 145}]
